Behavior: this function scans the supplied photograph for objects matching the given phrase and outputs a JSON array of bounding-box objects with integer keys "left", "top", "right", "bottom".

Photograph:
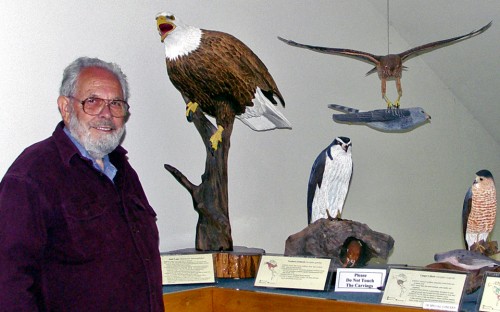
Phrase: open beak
[{"left": 156, "top": 16, "right": 175, "bottom": 42}]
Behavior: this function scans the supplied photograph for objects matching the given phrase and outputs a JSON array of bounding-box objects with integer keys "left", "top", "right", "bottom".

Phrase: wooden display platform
[
  {"left": 163, "top": 287, "right": 436, "bottom": 312},
  {"left": 165, "top": 246, "right": 264, "bottom": 278}
]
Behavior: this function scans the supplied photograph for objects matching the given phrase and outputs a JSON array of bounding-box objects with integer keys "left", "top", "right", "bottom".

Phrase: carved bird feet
[
  {"left": 185, "top": 101, "right": 199, "bottom": 122},
  {"left": 210, "top": 125, "right": 224, "bottom": 151}
]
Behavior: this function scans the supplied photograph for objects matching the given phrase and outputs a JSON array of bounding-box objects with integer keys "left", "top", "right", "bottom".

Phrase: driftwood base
[
  {"left": 285, "top": 218, "right": 394, "bottom": 269},
  {"left": 167, "top": 246, "right": 264, "bottom": 279}
]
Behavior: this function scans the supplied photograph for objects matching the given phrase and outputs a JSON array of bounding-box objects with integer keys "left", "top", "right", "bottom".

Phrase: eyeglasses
[{"left": 69, "top": 96, "right": 129, "bottom": 118}]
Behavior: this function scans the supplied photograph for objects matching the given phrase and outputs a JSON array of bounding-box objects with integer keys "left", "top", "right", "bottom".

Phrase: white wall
[{"left": 1, "top": 0, "right": 499, "bottom": 266}]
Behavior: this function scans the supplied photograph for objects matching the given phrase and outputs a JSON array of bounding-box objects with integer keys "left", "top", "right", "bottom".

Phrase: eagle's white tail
[{"left": 237, "top": 88, "right": 292, "bottom": 131}]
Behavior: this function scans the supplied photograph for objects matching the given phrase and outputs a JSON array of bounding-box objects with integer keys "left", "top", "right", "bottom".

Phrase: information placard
[
  {"left": 478, "top": 272, "right": 500, "bottom": 312},
  {"left": 161, "top": 253, "right": 215, "bottom": 285},
  {"left": 335, "top": 268, "right": 386, "bottom": 293},
  {"left": 254, "top": 255, "right": 331, "bottom": 291},
  {"left": 381, "top": 267, "right": 467, "bottom": 311}
]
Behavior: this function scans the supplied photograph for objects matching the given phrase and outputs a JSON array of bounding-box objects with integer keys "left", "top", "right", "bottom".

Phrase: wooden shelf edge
[{"left": 164, "top": 287, "right": 437, "bottom": 312}]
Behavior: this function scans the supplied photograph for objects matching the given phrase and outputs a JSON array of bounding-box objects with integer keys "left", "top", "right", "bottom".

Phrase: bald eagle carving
[{"left": 156, "top": 12, "right": 291, "bottom": 150}]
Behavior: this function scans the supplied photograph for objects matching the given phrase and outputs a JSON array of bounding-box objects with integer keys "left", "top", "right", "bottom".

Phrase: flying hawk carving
[{"left": 279, "top": 22, "right": 491, "bottom": 108}]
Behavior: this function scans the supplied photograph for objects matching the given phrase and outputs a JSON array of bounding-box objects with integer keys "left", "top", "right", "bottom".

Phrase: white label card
[
  {"left": 478, "top": 274, "right": 500, "bottom": 312},
  {"left": 161, "top": 253, "right": 215, "bottom": 285},
  {"left": 381, "top": 268, "right": 467, "bottom": 311},
  {"left": 335, "top": 268, "right": 386, "bottom": 293},
  {"left": 254, "top": 255, "right": 331, "bottom": 291}
]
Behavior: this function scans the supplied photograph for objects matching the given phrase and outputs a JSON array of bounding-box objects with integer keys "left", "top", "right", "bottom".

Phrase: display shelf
[
  {"left": 163, "top": 278, "right": 478, "bottom": 311},
  {"left": 163, "top": 286, "right": 430, "bottom": 311}
]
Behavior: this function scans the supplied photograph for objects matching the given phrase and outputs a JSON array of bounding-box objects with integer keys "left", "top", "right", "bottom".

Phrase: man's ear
[{"left": 57, "top": 95, "right": 71, "bottom": 125}]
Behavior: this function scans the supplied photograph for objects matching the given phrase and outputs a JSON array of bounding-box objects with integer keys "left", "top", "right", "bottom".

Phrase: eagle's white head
[{"left": 155, "top": 12, "right": 202, "bottom": 60}]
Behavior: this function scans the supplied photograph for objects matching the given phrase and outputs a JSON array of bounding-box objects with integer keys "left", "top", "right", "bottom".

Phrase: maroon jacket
[{"left": 0, "top": 122, "right": 164, "bottom": 311}]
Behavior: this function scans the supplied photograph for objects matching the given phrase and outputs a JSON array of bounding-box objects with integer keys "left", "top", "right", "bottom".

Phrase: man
[{"left": 0, "top": 57, "right": 164, "bottom": 311}]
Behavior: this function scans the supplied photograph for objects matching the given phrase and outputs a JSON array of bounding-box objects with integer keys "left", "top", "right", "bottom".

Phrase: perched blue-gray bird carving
[
  {"left": 462, "top": 170, "right": 497, "bottom": 251},
  {"left": 329, "top": 104, "right": 430, "bottom": 132},
  {"left": 434, "top": 249, "right": 500, "bottom": 271},
  {"left": 307, "top": 137, "right": 353, "bottom": 224}
]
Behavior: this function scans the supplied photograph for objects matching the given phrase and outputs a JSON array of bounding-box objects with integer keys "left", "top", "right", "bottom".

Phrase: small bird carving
[
  {"left": 463, "top": 170, "right": 497, "bottom": 252},
  {"left": 307, "top": 137, "right": 353, "bottom": 223},
  {"left": 434, "top": 249, "right": 500, "bottom": 271},
  {"left": 329, "top": 104, "right": 430, "bottom": 132},
  {"left": 278, "top": 22, "right": 491, "bottom": 108},
  {"left": 341, "top": 239, "right": 364, "bottom": 268},
  {"left": 156, "top": 12, "right": 291, "bottom": 151}
]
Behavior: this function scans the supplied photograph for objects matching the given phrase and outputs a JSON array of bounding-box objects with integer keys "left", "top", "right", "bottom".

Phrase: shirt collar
[{"left": 61, "top": 124, "right": 118, "bottom": 181}]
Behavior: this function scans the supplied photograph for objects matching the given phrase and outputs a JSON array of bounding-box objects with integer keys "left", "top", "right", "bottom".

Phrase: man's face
[{"left": 58, "top": 67, "right": 126, "bottom": 159}]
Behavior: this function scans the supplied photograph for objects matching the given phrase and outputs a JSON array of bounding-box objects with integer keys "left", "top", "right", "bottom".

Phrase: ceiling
[{"left": 370, "top": 1, "right": 500, "bottom": 145}]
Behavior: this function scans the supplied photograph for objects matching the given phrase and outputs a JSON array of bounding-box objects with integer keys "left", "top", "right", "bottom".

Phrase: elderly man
[{"left": 0, "top": 57, "right": 164, "bottom": 311}]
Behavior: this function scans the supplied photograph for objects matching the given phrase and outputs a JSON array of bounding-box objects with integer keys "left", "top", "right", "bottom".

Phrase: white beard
[{"left": 67, "top": 107, "right": 125, "bottom": 159}]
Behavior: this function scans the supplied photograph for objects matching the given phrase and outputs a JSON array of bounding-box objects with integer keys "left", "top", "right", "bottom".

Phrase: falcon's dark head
[
  {"left": 476, "top": 169, "right": 494, "bottom": 180},
  {"left": 334, "top": 136, "right": 352, "bottom": 153},
  {"left": 474, "top": 169, "right": 495, "bottom": 188}
]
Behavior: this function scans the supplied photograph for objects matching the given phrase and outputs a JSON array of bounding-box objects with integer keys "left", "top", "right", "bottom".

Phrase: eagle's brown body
[
  {"left": 157, "top": 12, "right": 290, "bottom": 150},
  {"left": 166, "top": 30, "right": 284, "bottom": 124}
]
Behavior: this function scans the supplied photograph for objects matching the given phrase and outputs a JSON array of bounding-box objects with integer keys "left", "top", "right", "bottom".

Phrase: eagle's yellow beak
[{"left": 156, "top": 15, "right": 175, "bottom": 42}]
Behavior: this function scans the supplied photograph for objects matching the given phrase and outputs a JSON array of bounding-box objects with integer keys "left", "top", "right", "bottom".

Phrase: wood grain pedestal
[{"left": 166, "top": 246, "right": 264, "bottom": 279}]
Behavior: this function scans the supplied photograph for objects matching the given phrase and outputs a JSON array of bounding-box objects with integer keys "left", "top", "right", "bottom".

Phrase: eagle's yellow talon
[
  {"left": 185, "top": 102, "right": 199, "bottom": 119},
  {"left": 210, "top": 125, "right": 224, "bottom": 151}
]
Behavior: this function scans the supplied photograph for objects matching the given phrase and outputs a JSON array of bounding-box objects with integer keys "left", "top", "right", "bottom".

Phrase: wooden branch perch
[
  {"left": 163, "top": 164, "right": 195, "bottom": 194},
  {"left": 164, "top": 109, "right": 234, "bottom": 251}
]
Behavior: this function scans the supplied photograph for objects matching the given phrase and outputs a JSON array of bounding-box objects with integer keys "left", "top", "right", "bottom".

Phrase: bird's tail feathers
[
  {"left": 237, "top": 88, "right": 292, "bottom": 131},
  {"left": 328, "top": 104, "right": 360, "bottom": 114}
]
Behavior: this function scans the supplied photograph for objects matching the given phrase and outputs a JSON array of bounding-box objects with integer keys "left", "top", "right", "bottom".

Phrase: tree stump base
[{"left": 167, "top": 246, "right": 264, "bottom": 279}]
